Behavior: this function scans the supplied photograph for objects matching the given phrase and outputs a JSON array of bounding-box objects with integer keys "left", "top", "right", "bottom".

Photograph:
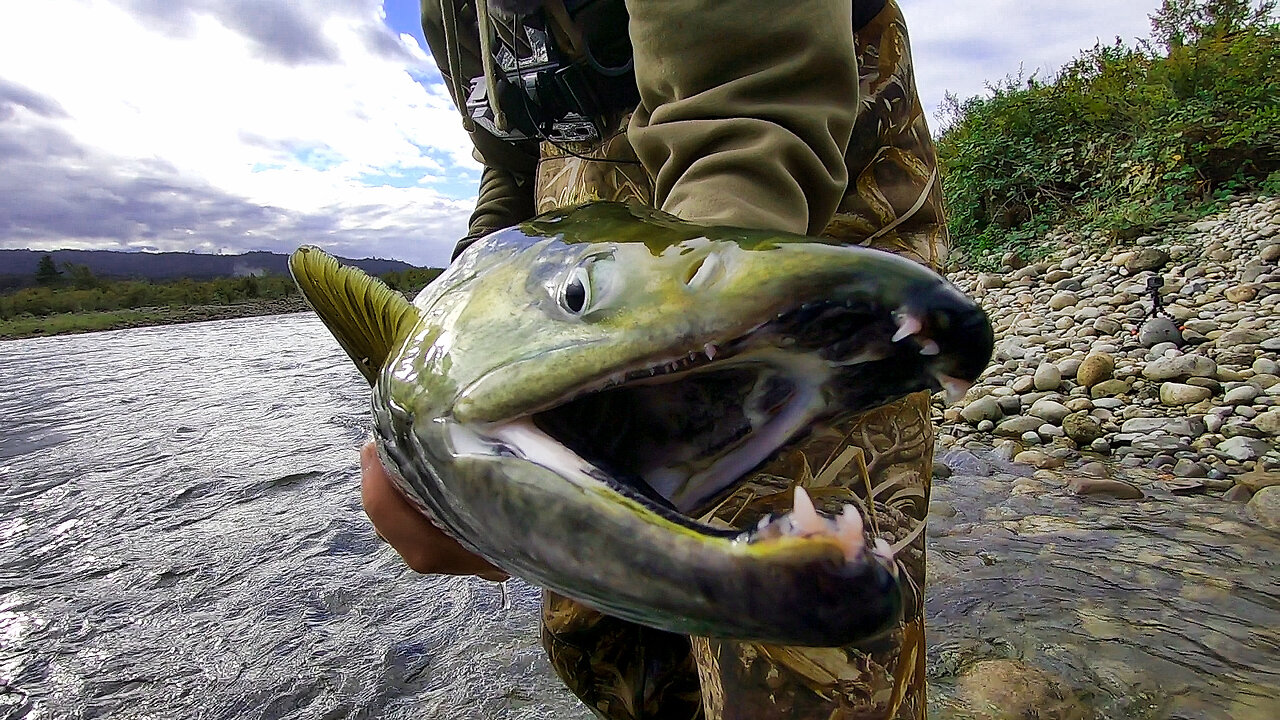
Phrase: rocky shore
[{"left": 933, "top": 194, "right": 1280, "bottom": 527}]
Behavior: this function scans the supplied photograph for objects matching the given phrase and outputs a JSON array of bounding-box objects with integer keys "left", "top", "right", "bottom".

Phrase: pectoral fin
[{"left": 289, "top": 246, "right": 422, "bottom": 385}]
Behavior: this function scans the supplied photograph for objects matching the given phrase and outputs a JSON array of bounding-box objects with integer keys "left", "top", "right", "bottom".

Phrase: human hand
[{"left": 360, "top": 442, "right": 509, "bottom": 581}]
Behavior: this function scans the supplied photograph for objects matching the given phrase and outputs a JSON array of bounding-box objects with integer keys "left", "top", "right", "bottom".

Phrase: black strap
[{"left": 854, "top": 0, "right": 888, "bottom": 32}]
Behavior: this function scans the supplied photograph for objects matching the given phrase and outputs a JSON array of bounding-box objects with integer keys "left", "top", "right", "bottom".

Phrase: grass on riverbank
[
  {"left": 1, "top": 265, "right": 442, "bottom": 340},
  {"left": 0, "top": 301, "right": 311, "bottom": 340}
]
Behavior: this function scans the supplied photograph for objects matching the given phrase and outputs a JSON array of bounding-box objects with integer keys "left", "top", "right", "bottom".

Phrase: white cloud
[
  {"left": 0, "top": 0, "right": 477, "bottom": 266},
  {"left": 0, "top": 0, "right": 1169, "bottom": 266},
  {"left": 899, "top": 0, "right": 1162, "bottom": 124}
]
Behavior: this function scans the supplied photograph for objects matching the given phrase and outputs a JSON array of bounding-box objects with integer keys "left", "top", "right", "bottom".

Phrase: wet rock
[
  {"left": 929, "top": 499, "right": 957, "bottom": 517},
  {"left": 1224, "top": 485, "right": 1255, "bottom": 502},
  {"left": 993, "top": 440, "right": 1021, "bottom": 462},
  {"left": 1172, "top": 458, "right": 1208, "bottom": 478},
  {"left": 1236, "top": 467, "right": 1280, "bottom": 492},
  {"left": 1014, "top": 450, "right": 1065, "bottom": 469},
  {"left": 1063, "top": 412, "right": 1105, "bottom": 444},
  {"left": 1139, "top": 317, "right": 1182, "bottom": 347},
  {"left": 1161, "top": 478, "right": 1207, "bottom": 495},
  {"left": 1160, "top": 382, "right": 1212, "bottom": 406},
  {"left": 1247, "top": 486, "right": 1280, "bottom": 531},
  {"left": 1070, "top": 477, "right": 1144, "bottom": 499},
  {"left": 1078, "top": 461, "right": 1109, "bottom": 477},
  {"left": 1034, "top": 363, "right": 1063, "bottom": 391},
  {"left": 954, "top": 659, "right": 1089, "bottom": 720}
]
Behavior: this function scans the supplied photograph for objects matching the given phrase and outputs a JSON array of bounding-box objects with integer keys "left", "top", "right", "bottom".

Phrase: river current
[{"left": 1, "top": 315, "right": 1276, "bottom": 719}]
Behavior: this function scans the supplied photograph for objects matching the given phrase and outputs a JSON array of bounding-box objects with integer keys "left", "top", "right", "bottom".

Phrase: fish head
[{"left": 293, "top": 202, "right": 993, "bottom": 646}]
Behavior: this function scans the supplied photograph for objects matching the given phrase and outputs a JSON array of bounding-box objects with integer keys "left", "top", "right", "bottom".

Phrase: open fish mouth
[
  {"left": 435, "top": 290, "right": 974, "bottom": 598},
  {"left": 292, "top": 201, "right": 994, "bottom": 646}
]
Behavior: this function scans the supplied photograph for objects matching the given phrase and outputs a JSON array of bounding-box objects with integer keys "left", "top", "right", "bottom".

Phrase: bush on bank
[{"left": 937, "top": 0, "right": 1279, "bottom": 265}]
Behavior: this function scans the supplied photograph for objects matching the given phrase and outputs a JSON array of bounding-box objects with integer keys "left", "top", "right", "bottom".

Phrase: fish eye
[{"left": 561, "top": 266, "right": 591, "bottom": 314}]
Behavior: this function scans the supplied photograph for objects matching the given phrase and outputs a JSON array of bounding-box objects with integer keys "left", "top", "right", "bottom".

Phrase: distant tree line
[{"left": 1, "top": 255, "right": 444, "bottom": 320}]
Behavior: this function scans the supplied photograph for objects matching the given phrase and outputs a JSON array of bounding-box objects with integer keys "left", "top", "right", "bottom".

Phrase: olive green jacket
[{"left": 421, "top": 0, "right": 862, "bottom": 254}]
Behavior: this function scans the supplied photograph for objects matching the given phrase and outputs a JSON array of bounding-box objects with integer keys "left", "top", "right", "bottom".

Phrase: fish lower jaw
[{"left": 739, "top": 487, "right": 896, "bottom": 572}]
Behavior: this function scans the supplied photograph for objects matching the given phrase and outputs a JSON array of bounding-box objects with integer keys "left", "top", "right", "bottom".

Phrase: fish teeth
[
  {"left": 833, "top": 504, "right": 866, "bottom": 559},
  {"left": 933, "top": 372, "right": 972, "bottom": 403},
  {"left": 872, "top": 537, "right": 896, "bottom": 575},
  {"left": 791, "top": 486, "right": 825, "bottom": 534},
  {"left": 705, "top": 343, "right": 718, "bottom": 360},
  {"left": 892, "top": 311, "right": 923, "bottom": 343}
]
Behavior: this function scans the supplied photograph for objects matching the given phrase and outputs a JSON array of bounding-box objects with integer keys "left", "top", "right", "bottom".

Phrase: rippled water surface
[{"left": 1, "top": 315, "right": 1277, "bottom": 719}]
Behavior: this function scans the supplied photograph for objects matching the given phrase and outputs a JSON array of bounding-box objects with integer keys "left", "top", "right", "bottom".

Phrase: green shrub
[{"left": 937, "top": 1, "right": 1279, "bottom": 263}]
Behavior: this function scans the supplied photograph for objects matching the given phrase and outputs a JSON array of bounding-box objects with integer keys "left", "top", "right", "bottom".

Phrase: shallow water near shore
[{"left": 1, "top": 315, "right": 1276, "bottom": 719}]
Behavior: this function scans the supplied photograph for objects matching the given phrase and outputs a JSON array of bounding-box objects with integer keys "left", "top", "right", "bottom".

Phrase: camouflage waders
[{"left": 534, "top": 2, "right": 949, "bottom": 718}]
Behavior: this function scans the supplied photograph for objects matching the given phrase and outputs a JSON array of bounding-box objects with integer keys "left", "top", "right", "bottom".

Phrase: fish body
[{"left": 291, "top": 202, "right": 992, "bottom": 646}]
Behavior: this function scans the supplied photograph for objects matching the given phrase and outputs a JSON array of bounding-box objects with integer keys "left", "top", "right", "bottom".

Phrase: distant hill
[{"left": 0, "top": 249, "right": 420, "bottom": 287}]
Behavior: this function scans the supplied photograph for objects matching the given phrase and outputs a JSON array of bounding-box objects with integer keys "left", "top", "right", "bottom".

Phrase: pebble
[
  {"left": 1247, "top": 486, "right": 1280, "bottom": 530},
  {"left": 1160, "top": 382, "right": 1212, "bottom": 406},
  {"left": 1033, "top": 363, "right": 1062, "bottom": 391},
  {"left": 938, "top": 196, "right": 1280, "bottom": 508},
  {"left": 1070, "top": 477, "right": 1144, "bottom": 499}
]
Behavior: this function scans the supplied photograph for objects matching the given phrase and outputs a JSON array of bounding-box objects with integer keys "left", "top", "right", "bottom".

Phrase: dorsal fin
[{"left": 289, "top": 246, "right": 422, "bottom": 385}]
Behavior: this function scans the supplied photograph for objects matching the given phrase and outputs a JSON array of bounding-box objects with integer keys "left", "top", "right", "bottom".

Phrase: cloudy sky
[{"left": 0, "top": 0, "right": 1160, "bottom": 267}]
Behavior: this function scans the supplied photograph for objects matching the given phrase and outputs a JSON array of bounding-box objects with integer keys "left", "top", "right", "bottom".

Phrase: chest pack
[{"left": 464, "top": 0, "right": 889, "bottom": 145}]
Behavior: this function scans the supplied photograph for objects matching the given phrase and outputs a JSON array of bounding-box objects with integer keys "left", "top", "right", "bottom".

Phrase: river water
[{"left": 1, "top": 315, "right": 1276, "bottom": 719}]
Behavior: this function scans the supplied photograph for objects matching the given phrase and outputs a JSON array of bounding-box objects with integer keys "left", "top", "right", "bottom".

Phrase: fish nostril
[{"left": 684, "top": 253, "right": 721, "bottom": 289}]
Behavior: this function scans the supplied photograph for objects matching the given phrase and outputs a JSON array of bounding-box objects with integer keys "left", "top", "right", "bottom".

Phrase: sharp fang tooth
[
  {"left": 834, "top": 505, "right": 866, "bottom": 558},
  {"left": 705, "top": 343, "right": 717, "bottom": 360},
  {"left": 919, "top": 339, "right": 941, "bottom": 356},
  {"left": 934, "top": 372, "right": 972, "bottom": 403},
  {"left": 892, "top": 312, "right": 923, "bottom": 343},
  {"left": 791, "top": 486, "right": 824, "bottom": 533},
  {"left": 872, "top": 537, "right": 895, "bottom": 569}
]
